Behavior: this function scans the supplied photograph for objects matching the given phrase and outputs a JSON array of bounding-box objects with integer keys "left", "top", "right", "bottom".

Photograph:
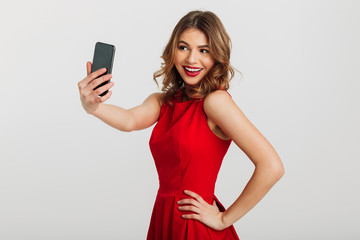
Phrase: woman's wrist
[{"left": 221, "top": 210, "right": 234, "bottom": 229}]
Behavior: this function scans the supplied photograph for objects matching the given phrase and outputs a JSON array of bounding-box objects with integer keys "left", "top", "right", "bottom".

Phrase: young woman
[{"left": 78, "top": 10, "right": 284, "bottom": 240}]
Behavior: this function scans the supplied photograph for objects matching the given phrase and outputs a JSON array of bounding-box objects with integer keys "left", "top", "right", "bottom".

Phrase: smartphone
[{"left": 90, "top": 42, "right": 116, "bottom": 97}]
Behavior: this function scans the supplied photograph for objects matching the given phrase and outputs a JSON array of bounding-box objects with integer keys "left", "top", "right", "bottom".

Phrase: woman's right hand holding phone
[{"left": 78, "top": 61, "right": 114, "bottom": 114}]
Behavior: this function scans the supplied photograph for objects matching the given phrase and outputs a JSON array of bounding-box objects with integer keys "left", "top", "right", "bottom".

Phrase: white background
[{"left": 1, "top": 0, "right": 359, "bottom": 239}]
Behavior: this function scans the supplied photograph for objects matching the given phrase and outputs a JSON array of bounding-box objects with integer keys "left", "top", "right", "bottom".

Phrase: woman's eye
[
  {"left": 200, "top": 49, "right": 209, "bottom": 53},
  {"left": 179, "top": 46, "right": 188, "bottom": 51}
]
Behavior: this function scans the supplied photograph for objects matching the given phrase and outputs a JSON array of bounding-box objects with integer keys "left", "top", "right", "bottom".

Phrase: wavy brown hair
[{"left": 154, "top": 10, "right": 235, "bottom": 105}]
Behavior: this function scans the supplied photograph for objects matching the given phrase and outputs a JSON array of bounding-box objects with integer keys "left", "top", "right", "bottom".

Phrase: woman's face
[{"left": 174, "top": 28, "right": 215, "bottom": 87}]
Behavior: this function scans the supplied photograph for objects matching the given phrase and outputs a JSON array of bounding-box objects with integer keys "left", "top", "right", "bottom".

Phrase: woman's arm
[
  {"left": 78, "top": 61, "right": 162, "bottom": 132},
  {"left": 203, "top": 90, "right": 285, "bottom": 228},
  {"left": 91, "top": 92, "right": 162, "bottom": 132}
]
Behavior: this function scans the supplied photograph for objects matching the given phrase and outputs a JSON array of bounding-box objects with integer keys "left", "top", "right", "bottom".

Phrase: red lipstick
[{"left": 183, "top": 66, "right": 203, "bottom": 77}]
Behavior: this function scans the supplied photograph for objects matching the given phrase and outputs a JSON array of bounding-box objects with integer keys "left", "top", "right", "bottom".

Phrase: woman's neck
[{"left": 181, "top": 86, "right": 192, "bottom": 102}]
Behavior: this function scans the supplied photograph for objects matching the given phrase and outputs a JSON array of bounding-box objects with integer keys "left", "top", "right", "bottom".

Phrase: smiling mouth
[{"left": 183, "top": 66, "right": 203, "bottom": 77}]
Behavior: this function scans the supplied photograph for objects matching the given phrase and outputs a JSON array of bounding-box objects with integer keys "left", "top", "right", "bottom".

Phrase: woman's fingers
[
  {"left": 177, "top": 198, "right": 201, "bottom": 208},
  {"left": 178, "top": 204, "right": 201, "bottom": 214},
  {"left": 183, "top": 190, "right": 206, "bottom": 204},
  {"left": 92, "top": 80, "right": 114, "bottom": 97},
  {"left": 177, "top": 190, "right": 226, "bottom": 230},
  {"left": 181, "top": 213, "right": 201, "bottom": 220},
  {"left": 90, "top": 73, "right": 112, "bottom": 91},
  {"left": 98, "top": 90, "right": 112, "bottom": 103},
  {"left": 88, "top": 67, "right": 107, "bottom": 84},
  {"left": 79, "top": 67, "right": 107, "bottom": 89},
  {"left": 79, "top": 73, "right": 113, "bottom": 101},
  {"left": 78, "top": 62, "right": 113, "bottom": 114},
  {"left": 78, "top": 62, "right": 114, "bottom": 113},
  {"left": 80, "top": 73, "right": 112, "bottom": 98}
]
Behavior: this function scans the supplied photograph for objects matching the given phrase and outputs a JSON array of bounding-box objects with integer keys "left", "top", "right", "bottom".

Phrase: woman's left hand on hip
[{"left": 177, "top": 190, "right": 227, "bottom": 231}]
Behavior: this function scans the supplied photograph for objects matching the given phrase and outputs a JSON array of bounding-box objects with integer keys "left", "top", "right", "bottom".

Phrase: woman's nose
[{"left": 186, "top": 50, "right": 198, "bottom": 64}]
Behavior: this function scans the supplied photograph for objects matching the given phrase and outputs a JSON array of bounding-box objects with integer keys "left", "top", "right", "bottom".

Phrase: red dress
[{"left": 147, "top": 90, "right": 240, "bottom": 240}]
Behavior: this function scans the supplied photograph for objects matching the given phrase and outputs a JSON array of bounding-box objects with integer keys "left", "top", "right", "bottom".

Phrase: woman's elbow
[
  {"left": 258, "top": 159, "right": 285, "bottom": 182},
  {"left": 272, "top": 160, "right": 285, "bottom": 181}
]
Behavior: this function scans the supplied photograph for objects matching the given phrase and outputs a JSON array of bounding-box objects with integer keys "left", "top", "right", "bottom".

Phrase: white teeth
[{"left": 184, "top": 67, "right": 202, "bottom": 72}]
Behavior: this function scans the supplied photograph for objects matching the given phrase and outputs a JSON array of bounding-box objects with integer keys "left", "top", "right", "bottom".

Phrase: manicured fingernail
[{"left": 184, "top": 190, "right": 188, "bottom": 193}]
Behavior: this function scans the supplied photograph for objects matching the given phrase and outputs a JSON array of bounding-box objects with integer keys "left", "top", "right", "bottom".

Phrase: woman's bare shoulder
[
  {"left": 203, "top": 90, "right": 234, "bottom": 140},
  {"left": 203, "top": 89, "right": 233, "bottom": 109},
  {"left": 145, "top": 92, "right": 164, "bottom": 108}
]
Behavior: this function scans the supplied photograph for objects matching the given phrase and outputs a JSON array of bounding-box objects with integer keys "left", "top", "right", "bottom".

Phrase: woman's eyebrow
[{"left": 178, "top": 40, "right": 209, "bottom": 48}]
